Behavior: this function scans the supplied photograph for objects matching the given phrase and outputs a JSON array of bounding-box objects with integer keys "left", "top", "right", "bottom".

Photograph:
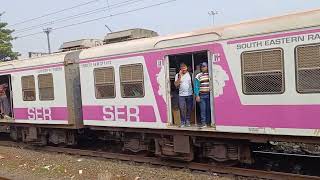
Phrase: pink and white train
[{"left": 1, "top": 8, "right": 320, "bottom": 163}]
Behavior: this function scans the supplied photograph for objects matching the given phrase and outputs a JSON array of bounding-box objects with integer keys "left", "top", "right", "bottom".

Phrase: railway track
[{"left": 0, "top": 140, "right": 318, "bottom": 180}]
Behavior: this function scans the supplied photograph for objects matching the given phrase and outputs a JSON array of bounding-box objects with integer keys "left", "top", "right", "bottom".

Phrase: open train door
[{"left": 208, "top": 51, "right": 216, "bottom": 127}]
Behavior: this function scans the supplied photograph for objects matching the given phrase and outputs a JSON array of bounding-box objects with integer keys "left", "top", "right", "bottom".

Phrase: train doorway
[
  {"left": 0, "top": 75, "right": 13, "bottom": 119},
  {"left": 167, "top": 51, "right": 209, "bottom": 127}
]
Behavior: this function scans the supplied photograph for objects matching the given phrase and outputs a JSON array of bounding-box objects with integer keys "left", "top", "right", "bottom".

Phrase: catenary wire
[
  {"left": 8, "top": 0, "right": 99, "bottom": 27},
  {"left": 15, "top": 0, "right": 177, "bottom": 39},
  {"left": 13, "top": 0, "right": 145, "bottom": 34}
]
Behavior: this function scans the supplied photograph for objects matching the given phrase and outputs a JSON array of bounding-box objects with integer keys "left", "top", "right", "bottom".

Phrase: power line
[
  {"left": 14, "top": 0, "right": 145, "bottom": 34},
  {"left": 15, "top": 0, "right": 177, "bottom": 39},
  {"left": 8, "top": 0, "right": 99, "bottom": 27}
]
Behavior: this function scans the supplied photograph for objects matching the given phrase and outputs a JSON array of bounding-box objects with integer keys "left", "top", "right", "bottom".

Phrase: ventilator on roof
[
  {"left": 60, "top": 39, "right": 103, "bottom": 52},
  {"left": 104, "top": 28, "right": 158, "bottom": 44}
]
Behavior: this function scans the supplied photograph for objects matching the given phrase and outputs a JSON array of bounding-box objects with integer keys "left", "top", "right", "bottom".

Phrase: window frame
[
  {"left": 241, "top": 48, "right": 285, "bottom": 95},
  {"left": 21, "top": 75, "right": 36, "bottom": 101},
  {"left": 119, "top": 63, "right": 145, "bottom": 98},
  {"left": 295, "top": 43, "right": 320, "bottom": 94},
  {"left": 38, "top": 73, "right": 55, "bottom": 101},
  {"left": 93, "top": 66, "right": 116, "bottom": 99}
]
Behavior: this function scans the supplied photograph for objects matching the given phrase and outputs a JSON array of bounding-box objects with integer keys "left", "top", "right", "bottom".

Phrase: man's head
[
  {"left": 201, "top": 62, "right": 208, "bottom": 72},
  {"left": 180, "top": 63, "right": 188, "bottom": 74}
]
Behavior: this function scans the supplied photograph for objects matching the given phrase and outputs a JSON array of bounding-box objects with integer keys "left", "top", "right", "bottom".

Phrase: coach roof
[{"left": 79, "top": 8, "right": 320, "bottom": 60}]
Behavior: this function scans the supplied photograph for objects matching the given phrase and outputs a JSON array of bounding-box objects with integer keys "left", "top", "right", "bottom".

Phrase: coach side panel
[
  {"left": 80, "top": 55, "right": 168, "bottom": 129},
  {"left": 214, "top": 26, "right": 320, "bottom": 136},
  {"left": 11, "top": 65, "right": 69, "bottom": 125}
]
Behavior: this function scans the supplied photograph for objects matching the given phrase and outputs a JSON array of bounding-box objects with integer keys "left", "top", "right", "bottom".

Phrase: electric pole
[
  {"left": 43, "top": 28, "right": 52, "bottom": 54},
  {"left": 208, "top": 10, "right": 218, "bottom": 26}
]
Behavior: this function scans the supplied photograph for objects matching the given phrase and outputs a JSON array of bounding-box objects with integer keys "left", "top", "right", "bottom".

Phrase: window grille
[
  {"left": 242, "top": 49, "right": 284, "bottom": 94},
  {"left": 120, "top": 64, "right": 144, "bottom": 98},
  {"left": 38, "top": 73, "right": 54, "bottom": 100},
  {"left": 94, "top": 67, "right": 115, "bottom": 98},
  {"left": 296, "top": 44, "right": 320, "bottom": 93},
  {"left": 21, "top": 75, "right": 36, "bottom": 101}
]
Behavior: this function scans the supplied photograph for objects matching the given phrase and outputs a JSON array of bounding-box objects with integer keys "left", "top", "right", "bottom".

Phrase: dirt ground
[{"left": 0, "top": 146, "right": 233, "bottom": 180}]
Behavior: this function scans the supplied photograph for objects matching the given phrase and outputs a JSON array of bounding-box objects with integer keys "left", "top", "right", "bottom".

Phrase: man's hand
[
  {"left": 196, "top": 96, "right": 200, "bottom": 102},
  {"left": 178, "top": 70, "right": 183, "bottom": 79}
]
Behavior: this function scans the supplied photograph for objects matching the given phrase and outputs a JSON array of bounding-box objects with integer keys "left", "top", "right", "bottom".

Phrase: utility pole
[
  {"left": 43, "top": 28, "right": 52, "bottom": 54},
  {"left": 208, "top": 10, "right": 218, "bottom": 26}
]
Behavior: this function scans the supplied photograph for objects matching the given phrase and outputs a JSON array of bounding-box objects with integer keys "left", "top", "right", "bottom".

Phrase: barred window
[
  {"left": 120, "top": 64, "right": 144, "bottom": 98},
  {"left": 241, "top": 49, "right": 284, "bottom": 95},
  {"left": 21, "top": 76, "right": 36, "bottom": 101},
  {"left": 38, "top": 73, "right": 54, "bottom": 100},
  {"left": 94, "top": 67, "right": 115, "bottom": 99},
  {"left": 296, "top": 44, "right": 320, "bottom": 93}
]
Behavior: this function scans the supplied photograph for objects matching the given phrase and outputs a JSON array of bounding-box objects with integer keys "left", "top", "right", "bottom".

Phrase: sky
[{"left": 1, "top": 0, "right": 320, "bottom": 58}]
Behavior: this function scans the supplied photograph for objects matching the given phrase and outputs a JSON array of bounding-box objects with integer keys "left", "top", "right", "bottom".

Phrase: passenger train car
[{"left": 1, "top": 8, "right": 320, "bottom": 163}]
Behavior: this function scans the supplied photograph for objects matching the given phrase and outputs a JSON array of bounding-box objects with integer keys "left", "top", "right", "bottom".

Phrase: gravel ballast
[{"left": 0, "top": 146, "right": 232, "bottom": 180}]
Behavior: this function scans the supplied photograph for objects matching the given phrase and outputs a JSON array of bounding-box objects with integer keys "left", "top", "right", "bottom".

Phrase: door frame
[
  {"left": 208, "top": 51, "right": 216, "bottom": 126},
  {"left": 164, "top": 55, "right": 173, "bottom": 125}
]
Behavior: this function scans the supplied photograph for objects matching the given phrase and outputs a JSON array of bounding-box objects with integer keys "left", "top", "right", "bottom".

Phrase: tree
[{"left": 0, "top": 16, "right": 18, "bottom": 61}]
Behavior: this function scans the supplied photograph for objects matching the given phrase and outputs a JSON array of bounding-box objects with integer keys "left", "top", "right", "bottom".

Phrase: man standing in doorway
[
  {"left": 0, "top": 83, "right": 10, "bottom": 117},
  {"left": 174, "top": 63, "right": 193, "bottom": 127},
  {"left": 194, "top": 62, "right": 211, "bottom": 128}
]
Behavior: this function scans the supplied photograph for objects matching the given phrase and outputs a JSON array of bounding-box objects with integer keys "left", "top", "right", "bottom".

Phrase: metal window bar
[
  {"left": 38, "top": 73, "right": 54, "bottom": 100},
  {"left": 94, "top": 67, "right": 115, "bottom": 99},
  {"left": 21, "top": 75, "right": 36, "bottom": 101},
  {"left": 296, "top": 44, "right": 320, "bottom": 93},
  {"left": 242, "top": 49, "right": 284, "bottom": 95},
  {"left": 120, "top": 64, "right": 144, "bottom": 98}
]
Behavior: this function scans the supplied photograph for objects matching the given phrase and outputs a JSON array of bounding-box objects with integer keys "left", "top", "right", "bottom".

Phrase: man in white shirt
[{"left": 174, "top": 63, "right": 193, "bottom": 127}]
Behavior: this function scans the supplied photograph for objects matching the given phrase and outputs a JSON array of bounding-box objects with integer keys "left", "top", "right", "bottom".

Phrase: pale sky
[{"left": 1, "top": 0, "right": 320, "bottom": 58}]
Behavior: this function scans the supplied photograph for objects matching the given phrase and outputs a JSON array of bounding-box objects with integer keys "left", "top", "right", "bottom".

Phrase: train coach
[{"left": 1, "top": 8, "right": 320, "bottom": 163}]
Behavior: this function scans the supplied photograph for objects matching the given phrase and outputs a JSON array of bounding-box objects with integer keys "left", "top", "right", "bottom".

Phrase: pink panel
[
  {"left": 13, "top": 107, "right": 68, "bottom": 121},
  {"left": 83, "top": 105, "right": 157, "bottom": 123}
]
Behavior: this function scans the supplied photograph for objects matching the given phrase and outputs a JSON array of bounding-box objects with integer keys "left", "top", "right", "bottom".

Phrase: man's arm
[
  {"left": 194, "top": 78, "right": 200, "bottom": 97},
  {"left": 174, "top": 74, "right": 181, "bottom": 88}
]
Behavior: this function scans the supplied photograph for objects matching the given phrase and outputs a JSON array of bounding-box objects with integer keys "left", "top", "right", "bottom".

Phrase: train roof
[
  {"left": 79, "top": 8, "right": 320, "bottom": 60},
  {"left": 0, "top": 52, "right": 68, "bottom": 71},
  {"left": 1, "top": 7, "right": 320, "bottom": 70}
]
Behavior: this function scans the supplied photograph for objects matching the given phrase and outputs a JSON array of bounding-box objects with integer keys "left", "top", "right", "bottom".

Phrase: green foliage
[{"left": 0, "top": 20, "right": 18, "bottom": 61}]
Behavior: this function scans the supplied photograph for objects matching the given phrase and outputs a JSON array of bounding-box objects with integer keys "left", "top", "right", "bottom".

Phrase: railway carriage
[
  {"left": 1, "top": 8, "right": 320, "bottom": 163},
  {"left": 0, "top": 52, "right": 83, "bottom": 144}
]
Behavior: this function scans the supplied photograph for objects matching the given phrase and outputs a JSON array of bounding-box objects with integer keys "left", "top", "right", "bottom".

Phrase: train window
[
  {"left": 38, "top": 73, "right": 54, "bottom": 100},
  {"left": 241, "top": 49, "right": 284, "bottom": 95},
  {"left": 21, "top": 75, "right": 36, "bottom": 101},
  {"left": 120, "top": 64, "right": 144, "bottom": 98},
  {"left": 94, "top": 67, "right": 115, "bottom": 99},
  {"left": 296, "top": 44, "right": 320, "bottom": 93}
]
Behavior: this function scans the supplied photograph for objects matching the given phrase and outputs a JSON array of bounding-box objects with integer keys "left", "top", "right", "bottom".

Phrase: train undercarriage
[{"left": 3, "top": 125, "right": 320, "bottom": 176}]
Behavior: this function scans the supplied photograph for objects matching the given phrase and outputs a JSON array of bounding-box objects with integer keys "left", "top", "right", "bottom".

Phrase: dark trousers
[
  {"left": 199, "top": 93, "right": 211, "bottom": 125},
  {"left": 178, "top": 95, "right": 193, "bottom": 125}
]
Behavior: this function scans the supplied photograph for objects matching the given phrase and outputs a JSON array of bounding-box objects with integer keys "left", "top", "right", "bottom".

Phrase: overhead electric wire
[
  {"left": 15, "top": 0, "right": 177, "bottom": 39},
  {"left": 14, "top": 0, "right": 145, "bottom": 34},
  {"left": 8, "top": 0, "right": 99, "bottom": 27}
]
